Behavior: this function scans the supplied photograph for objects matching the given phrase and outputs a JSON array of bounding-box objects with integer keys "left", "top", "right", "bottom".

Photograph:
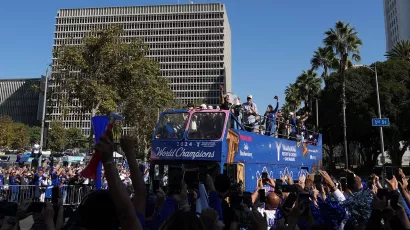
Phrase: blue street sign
[{"left": 372, "top": 118, "right": 390, "bottom": 127}]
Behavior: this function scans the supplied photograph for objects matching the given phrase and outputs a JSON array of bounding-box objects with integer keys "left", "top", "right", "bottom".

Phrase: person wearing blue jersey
[{"left": 264, "top": 96, "right": 280, "bottom": 137}]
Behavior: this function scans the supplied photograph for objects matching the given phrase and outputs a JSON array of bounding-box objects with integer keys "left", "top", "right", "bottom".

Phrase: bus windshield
[
  {"left": 188, "top": 112, "right": 226, "bottom": 140},
  {"left": 154, "top": 112, "right": 189, "bottom": 139}
]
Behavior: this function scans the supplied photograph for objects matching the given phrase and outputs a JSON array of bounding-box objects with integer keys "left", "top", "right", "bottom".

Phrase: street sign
[{"left": 372, "top": 118, "right": 390, "bottom": 127}]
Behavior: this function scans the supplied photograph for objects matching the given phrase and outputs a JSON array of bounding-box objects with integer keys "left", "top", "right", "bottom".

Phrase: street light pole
[
  {"left": 374, "top": 63, "right": 386, "bottom": 187},
  {"left": 39, "top": 69, "right": 49, "bottom": 152},
  {"left": 354, "top": 63, "right": 386, "bottom": 186}
]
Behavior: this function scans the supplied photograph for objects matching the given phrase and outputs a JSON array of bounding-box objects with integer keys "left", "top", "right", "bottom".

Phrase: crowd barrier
[{"left": 0, "top": 185, "right": 93, "bottom": 205}]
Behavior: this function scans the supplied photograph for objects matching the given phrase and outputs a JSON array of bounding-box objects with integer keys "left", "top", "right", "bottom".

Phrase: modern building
[
  {"left": 0, "top": 78, "right": 42, "bottom": 127},
  {"left": 383, "top": 0, "right": 410, "bottom": 51},
  {"left": 51, "top": 3, "right": 231, "bottom": 135}
]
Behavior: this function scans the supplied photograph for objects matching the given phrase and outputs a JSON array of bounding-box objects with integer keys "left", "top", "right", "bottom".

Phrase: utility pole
[
  {"left": 39, "top": 69, "right": 49, "bottom": 152},
  {"left": 315, "top": 99, "right": 319, "bottom": 130},
  {"left": 374, "top": 63, "right": 386, "bottom": 187}
]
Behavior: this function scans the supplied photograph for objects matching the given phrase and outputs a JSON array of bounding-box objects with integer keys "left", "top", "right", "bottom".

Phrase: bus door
[
  {"left": 224, "top": 163, "right": 245, "bottom": 191},
  {"left": 227, "top": 129, "right": 239, "bottom": 164}
]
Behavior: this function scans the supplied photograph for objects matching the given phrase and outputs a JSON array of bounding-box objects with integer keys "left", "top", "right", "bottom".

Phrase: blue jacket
[{"left": 264, "top": 101, "right": 279, "bottom": 134}]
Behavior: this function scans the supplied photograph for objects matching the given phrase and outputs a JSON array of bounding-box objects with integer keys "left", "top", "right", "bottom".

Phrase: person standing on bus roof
[
  {"left": 242, "top": 95, "right": 258, "bottom": 132},
  {"left": 264, "top": 96, "right": 279, "bottom": 137},
  {"left": 220, "top": 85, "right": 231, "bottom": 110}
]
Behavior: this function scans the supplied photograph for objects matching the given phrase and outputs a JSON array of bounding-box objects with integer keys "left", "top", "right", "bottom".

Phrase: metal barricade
[{"left": 0, "top": 185, "right": 92, "bottom": 206}]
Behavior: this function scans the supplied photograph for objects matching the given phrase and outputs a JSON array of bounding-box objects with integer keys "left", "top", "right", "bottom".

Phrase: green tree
[
  {"left": 0, "top": 116, "right": 15, "bottom": 147},
  {"left": 48, "top": 121, "right": 67, "bottom": 152},
  {"left": 29, "top": 126, "right": 41, "bottom": 143},
  {"left": 323, "top": 21, "right": 363, "bottom": 168},
  {"left": 320, "top": 60, "right": 410, "bottom": 168},
  {"left": 10, "top": 123, "right": 30, "bottom": 150},
  {"left": 385, "top": 40, "right": 410, "bottom": 61},
  {"left": 295, "top": 70, "right": 322, "bottom": 111},
  {"left": 54, "top": 26, "right": 174, "bottom": 158},
  {"left": 284, "top": 83, "right": 301, "bottom": 112},
  {"left": 310, "top": 46, "right": 338, "bottom": 79},
  {"left": 66, "top": 128, "right": 87, "bottom": 149}
]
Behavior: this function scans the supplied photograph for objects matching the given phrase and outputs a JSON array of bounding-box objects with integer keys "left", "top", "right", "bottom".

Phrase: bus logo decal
[
  {"left": 275, "top": 141, "right": 281, "bottom": 161},
  {"left": 240, "top": 134, "right": 252, "bottom": 142},
  {"left": 155, "top": 147, "right": 215, "bottom": 159},
  {"left": 240, "top": 143, "right": 252, "bottom": 157},
  {"left": 244, "top": 143, "right": 249, "bottom": 151}
]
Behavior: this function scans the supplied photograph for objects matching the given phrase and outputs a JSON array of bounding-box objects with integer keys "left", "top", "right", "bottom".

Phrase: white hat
[
  {"left": 208, "top": 105, "right": 213, "bottom": 109},
  {"left": 289, "top": 112, "right": 294, "bottom": 116},
  {"left": 200, "top": 104, "right": 207, "bottom": 109},
  {"left": 216, "top": 106, "right": 220, "bottom": 109},
  {"left": 247, "top": 95, "right": 252, "bottom": 99}
]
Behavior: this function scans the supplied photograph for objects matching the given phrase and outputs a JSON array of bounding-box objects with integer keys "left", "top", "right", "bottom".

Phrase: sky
[{"left": 0, "top": 0, "right": 386, "bottom": 109}]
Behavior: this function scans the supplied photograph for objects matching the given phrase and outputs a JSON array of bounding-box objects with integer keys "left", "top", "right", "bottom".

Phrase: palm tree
[
  {"left": 385, "top": 40, "right": 410, "bottom": 61},
  {"left": 310, "top": 46, "right": 338, "bottom": 79},
  {"left": 295, "top": 70, "right": 322, "bottom": 111},
  {"left": 324, "top": 21, "right": 362, "bottom": 169},
  {"left": 285, "top": 83, "right": 301, "bottom": 112}
]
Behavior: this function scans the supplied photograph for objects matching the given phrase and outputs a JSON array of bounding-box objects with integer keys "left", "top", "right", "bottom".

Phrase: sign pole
[{"left": 374, "top": 63, "right": 386, "bottom": 187}]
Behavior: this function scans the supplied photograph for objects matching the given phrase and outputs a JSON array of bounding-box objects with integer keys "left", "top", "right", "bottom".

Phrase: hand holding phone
[{"left": 275, "top": 179, "right": 283, "bottom": 191}]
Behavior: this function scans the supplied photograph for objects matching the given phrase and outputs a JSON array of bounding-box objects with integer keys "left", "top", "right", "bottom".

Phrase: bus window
[
  {"left": 188, "top": 112, "right": 226, "bottom": 140},
  {"left": 154, "top": 113, "right": 189, "bottom": 139}
]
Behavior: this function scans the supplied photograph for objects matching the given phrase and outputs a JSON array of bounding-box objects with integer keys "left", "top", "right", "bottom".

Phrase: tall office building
[
  {"left": 0, "top": 79, "right": 42, "bottom": 127},
  {"left": 383, "top": 0, "right": 410, "bottom": 51},
  {"left": 51, "top": 3, "right": 232, "bottom": 135}
]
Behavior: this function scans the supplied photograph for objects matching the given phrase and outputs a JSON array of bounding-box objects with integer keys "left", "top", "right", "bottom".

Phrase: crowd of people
[
  {"left": 0, "top": 157, "right": 135, "bottom": 204},
  {"left": 0, "top": 132, "right": 408, "bottom": 230}
]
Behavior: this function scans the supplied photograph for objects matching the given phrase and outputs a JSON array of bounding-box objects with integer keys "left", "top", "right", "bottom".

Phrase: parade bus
[{"left": 150, "top": 109, "right": 323, "bottom": 192}]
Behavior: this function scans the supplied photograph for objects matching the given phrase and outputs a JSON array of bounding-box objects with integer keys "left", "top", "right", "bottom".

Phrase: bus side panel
[
  {"left": 243, "top": 164, "right": 311, "bottom": 192},
  {"left": 230, "top": 130, "right": 323, "bottom": 167}
]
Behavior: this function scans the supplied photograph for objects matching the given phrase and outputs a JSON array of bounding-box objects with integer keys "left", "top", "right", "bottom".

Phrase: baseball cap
[{"left": 247, "top": 95, "right": 252, "bottom": 99}]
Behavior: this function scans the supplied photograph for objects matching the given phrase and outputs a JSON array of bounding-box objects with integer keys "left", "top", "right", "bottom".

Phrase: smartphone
[
  {"left": 314, "top": 175, "right": 322, "bottom": 183},
  {"left": 340, "top": 177, "right": 347, "bottom": 191},
  {"left": 275, "top": 179, "right": 283, "bottom": 191},
  {"left": 243, "top": 192, "right": 253, "bottom": 207},
  {"left": 386, "top": 167, "right": 393, "bottom": 180},
  {"left": 282, "top": 193, "right": 297, "bottom": 209},
  {"left": 314, "top": 175, "right": 322, "bottom": 191},
  {"left": 367, "top": 176, "right": 374, "bottom": 188},
  {"left": 0, "top": 202, "right": 18, "bottom": 216},
  {"left": 262, "top": 172, "right": 268, "bottom": 185},
  {"left": 390, "top": 193, "right": 399, "bottom": 209},
  {"left": 282, "top": 184, "right": 298, "bottom": 193},
  {"left": 258, "top": 189, "right": 266, "bottom": 203},
  {"left": 27, "top": 202, "right": 45, "bottom": 213}
]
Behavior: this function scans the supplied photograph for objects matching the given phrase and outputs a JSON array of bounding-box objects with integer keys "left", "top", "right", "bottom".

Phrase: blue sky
[{"left": 0, "top": 0, "right": 386, "bottom": 110}]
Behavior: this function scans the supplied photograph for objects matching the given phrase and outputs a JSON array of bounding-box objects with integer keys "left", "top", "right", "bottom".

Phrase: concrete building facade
[
  {"left": 383, "top": 0, "right": 410, "bottom": 51},
  {"left": 51, "top": 3, "right": 231, "bottom": 135},
  {"left": 0, "top": 79, "right": 42, "bottom": 127}
]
